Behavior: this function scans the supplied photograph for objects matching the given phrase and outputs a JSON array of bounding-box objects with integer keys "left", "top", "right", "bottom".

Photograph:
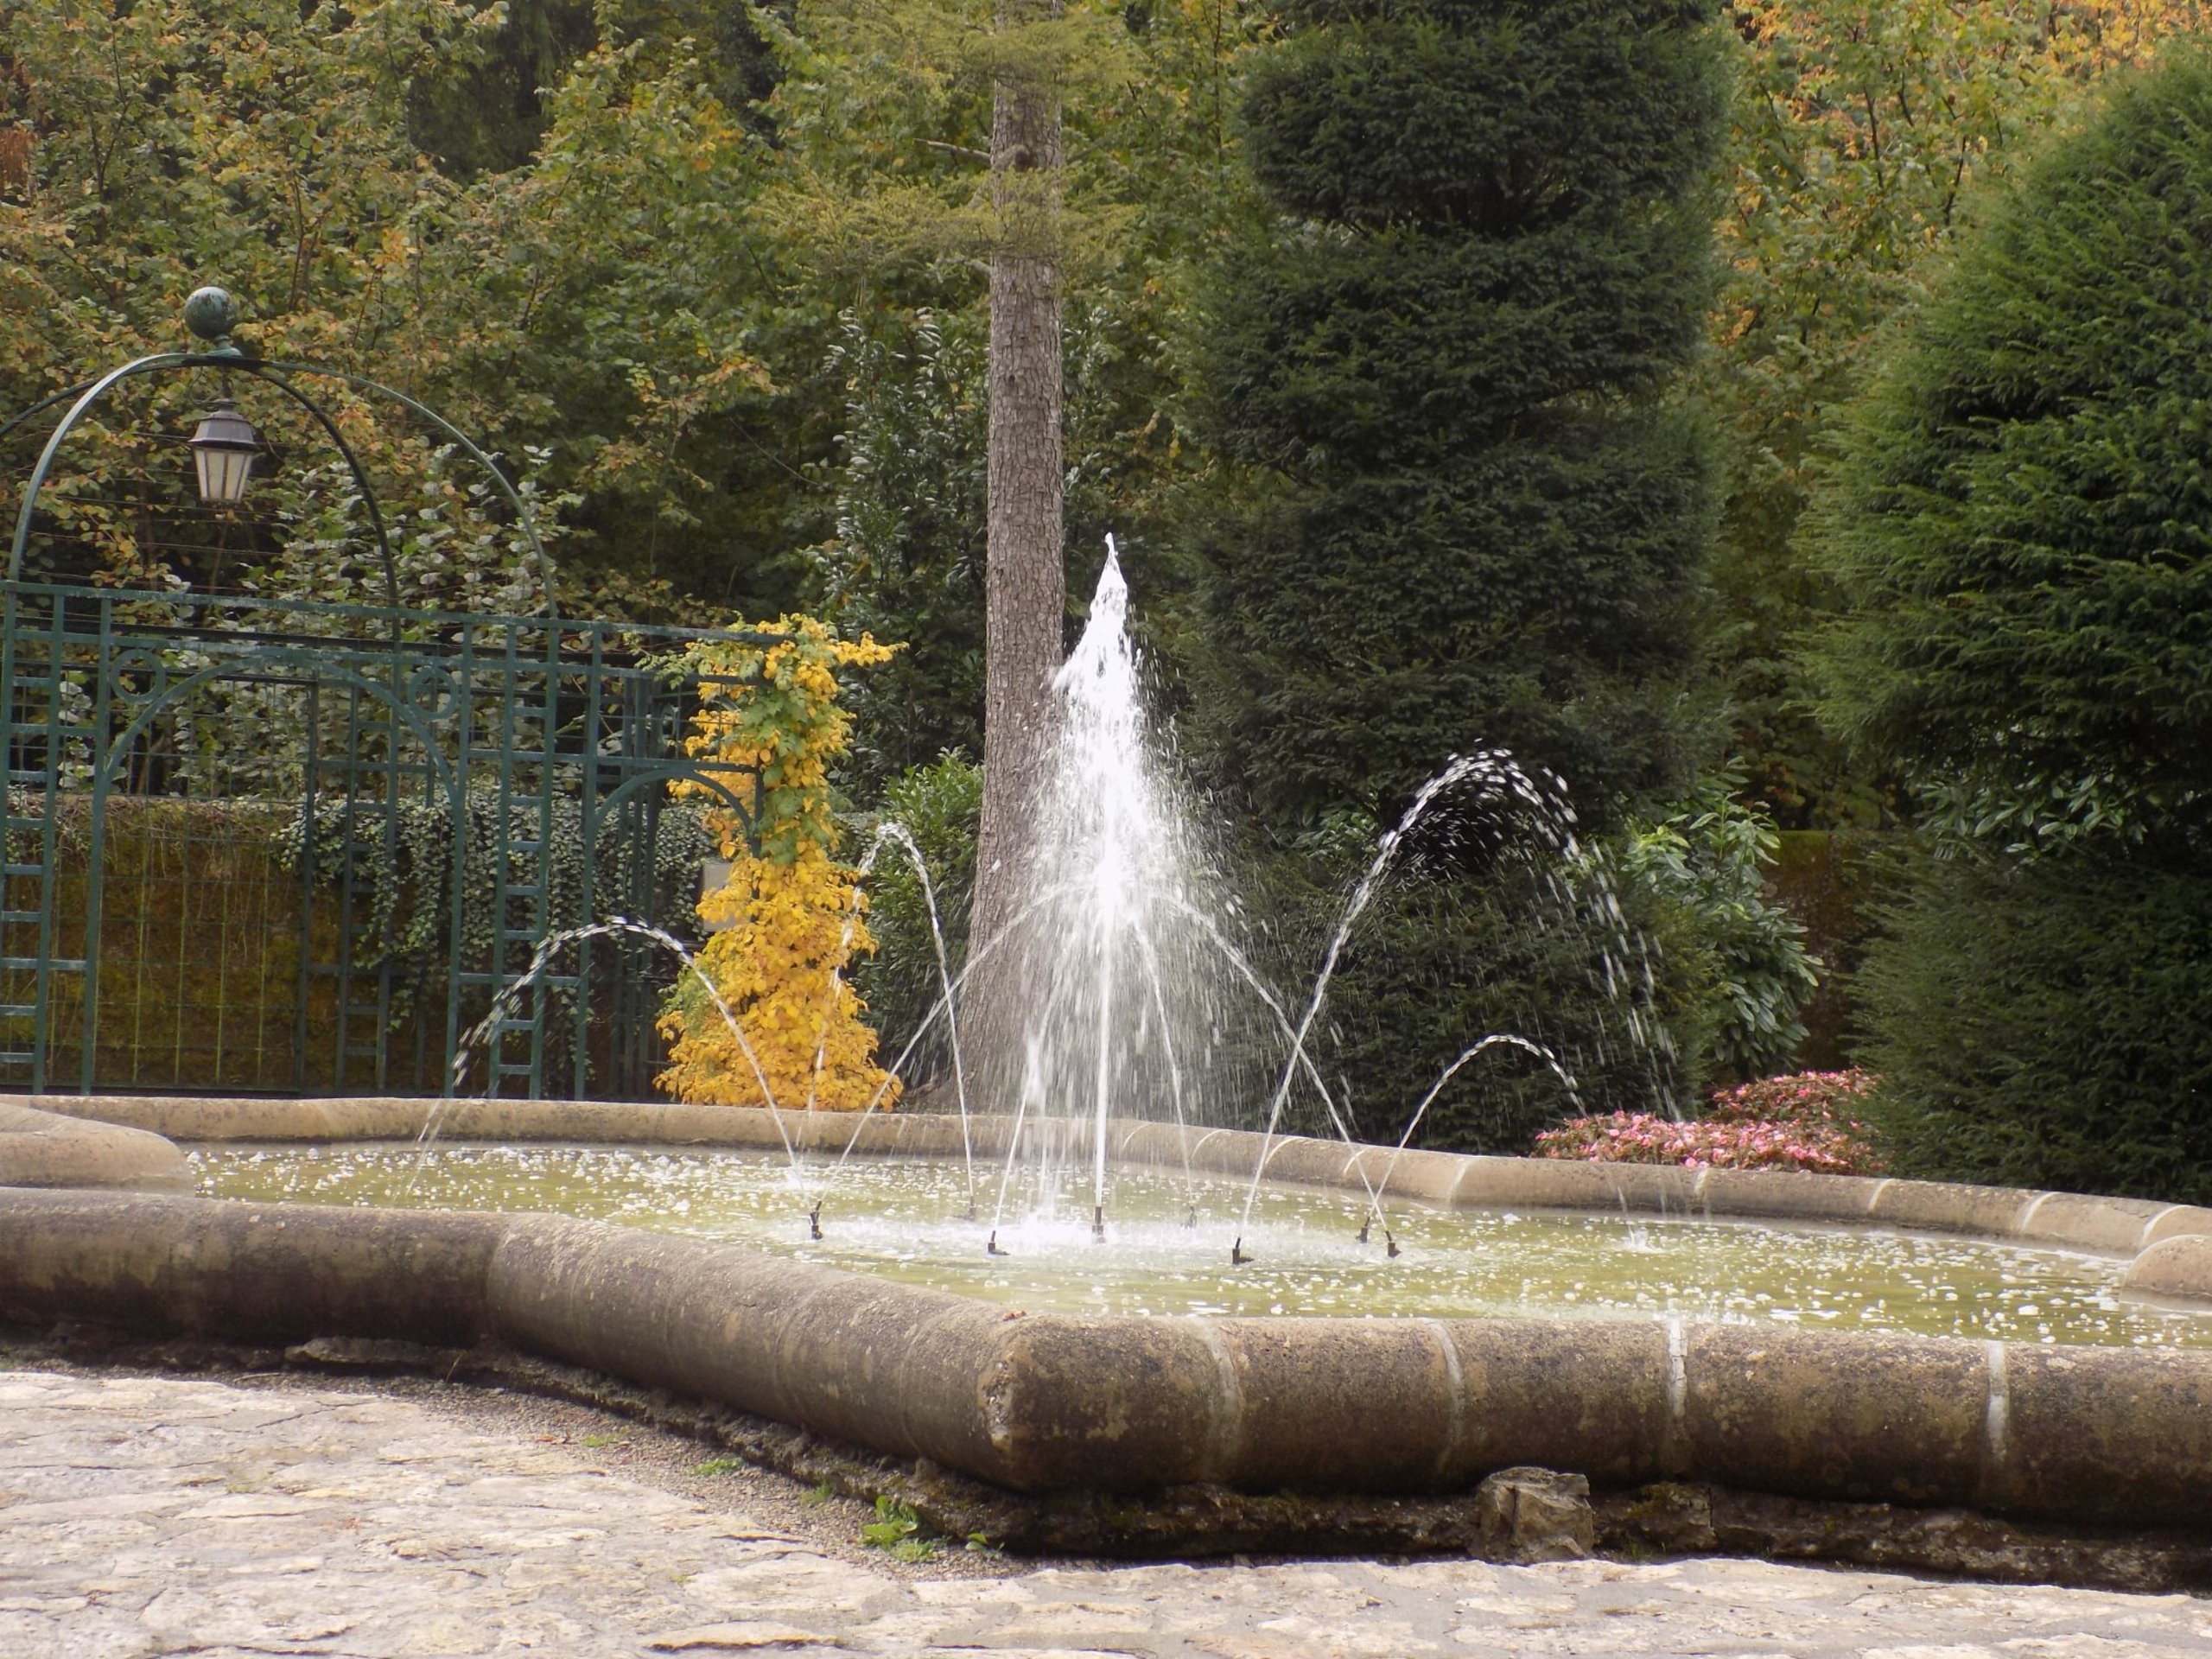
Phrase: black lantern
[{"left": 188, "top": 397, "right": 259, "bottom": 505}]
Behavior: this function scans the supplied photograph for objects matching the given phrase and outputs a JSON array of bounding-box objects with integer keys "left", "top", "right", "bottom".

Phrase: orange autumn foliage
[{"left": 656, "top": 617, "right": 903, "bottom": 1112}]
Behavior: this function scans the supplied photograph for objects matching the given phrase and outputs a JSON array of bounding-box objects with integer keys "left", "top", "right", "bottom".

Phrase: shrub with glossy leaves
[{"left": 1618, "top": 784, "right": 1820, "bottom": 1081}]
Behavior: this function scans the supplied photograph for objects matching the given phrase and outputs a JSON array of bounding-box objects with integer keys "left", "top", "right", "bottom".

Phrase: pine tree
[
  {"left": 1191, "top": 0, "right": 1729, "bottom": 835},
  {"left": 1807, "top": 51, "right": 2212, "bottom": 852}
]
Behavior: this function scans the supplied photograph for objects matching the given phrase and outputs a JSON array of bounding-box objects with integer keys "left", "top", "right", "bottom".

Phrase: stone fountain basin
[{"left": 4, "top": 1095, "right": 2212, "bottom": 1535}]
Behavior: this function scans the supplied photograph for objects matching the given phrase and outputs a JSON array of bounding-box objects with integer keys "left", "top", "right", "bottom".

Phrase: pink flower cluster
[{"left": 1531, "top": 1069, "right": 1884, "bottom": 1175}]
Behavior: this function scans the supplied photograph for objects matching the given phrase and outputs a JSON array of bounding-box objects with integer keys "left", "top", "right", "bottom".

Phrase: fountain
[
  {"left": 410, "top": 539, "right": 1601, "bottom": 1266},
  {"left": 950, "top": 535, "right": 1306, "bottom": 1244},
  {"left": 3, "top": 545, "right": 2212, "bottom": 1572}
]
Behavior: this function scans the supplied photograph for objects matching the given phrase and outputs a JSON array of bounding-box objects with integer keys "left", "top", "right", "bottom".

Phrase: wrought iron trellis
[{"left": 1, "top": 292, "right": 774, "bottom": 1098}]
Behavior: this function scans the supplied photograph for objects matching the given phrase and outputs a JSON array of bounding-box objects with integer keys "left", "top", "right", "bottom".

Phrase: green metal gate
[
  {"left": 2, "top": 293, "right": 778, "bottom": 1099},
  {"left": 0, "top": 579, "right": 772, "bottom": 1097}
]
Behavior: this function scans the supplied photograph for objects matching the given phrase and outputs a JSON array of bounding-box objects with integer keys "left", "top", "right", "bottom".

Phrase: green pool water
[{"left": 192, "top": 1143, "right": 2212, "bottom": 1349}]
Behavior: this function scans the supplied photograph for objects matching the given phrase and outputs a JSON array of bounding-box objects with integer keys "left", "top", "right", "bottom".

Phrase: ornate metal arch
[{"left": 4, "top": 298, "right": 556, "bottom": 614}]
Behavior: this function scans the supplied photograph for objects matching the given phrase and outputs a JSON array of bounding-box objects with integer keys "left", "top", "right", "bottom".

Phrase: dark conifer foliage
[
  {"left": 1175, "top": 0, "right": 1727, "bottom": 1138},
  {"left": 1808, "top": 54, "right": 2212, "bottom": 1200},
  {"left": 1855, "top": 844, "right": 2212, "bottom": 1205},
  {"left": 1808, "top": 53, "right": 2212, "bottom": 848},
  {"left": 1192, "top": 0, "right": 1729, "bottom": 833}
]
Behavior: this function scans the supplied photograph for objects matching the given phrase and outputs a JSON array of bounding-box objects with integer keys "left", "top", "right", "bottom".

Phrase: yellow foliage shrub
[{"left": 656, "top": 616, "right": 903, "bottom": 1111}]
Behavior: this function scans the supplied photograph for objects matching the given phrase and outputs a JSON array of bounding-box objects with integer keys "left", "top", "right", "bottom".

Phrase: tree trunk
[{"left": 965, "top": 4, "right": 1065, "bottom": 1080}]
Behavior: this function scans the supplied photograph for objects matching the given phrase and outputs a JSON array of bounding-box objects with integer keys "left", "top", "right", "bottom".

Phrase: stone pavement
[{"left": 4, "top": 1370, "right": 2212, "bottom": 1658}]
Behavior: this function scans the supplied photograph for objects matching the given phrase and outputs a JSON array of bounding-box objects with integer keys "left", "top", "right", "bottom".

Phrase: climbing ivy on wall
[{"left": 285, "top": 791, "right": 713, "bottom": 1092}]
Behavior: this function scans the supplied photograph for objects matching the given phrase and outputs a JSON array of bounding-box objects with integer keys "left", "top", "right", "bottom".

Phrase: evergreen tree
[
  {"left": 1805, "top": 53, "right": 2212, "bottom": 1199},
  {"left": 1853, "top": 844, "right": 2212, "bottom": 1204},
  {"left": 1180, "top": 0, "right": 1730, "bottom": 1140},
  {"left": 1808, "top": 52, "right": 2212, "bottom": 853},
  {"left": 1191, "top": 0, "right": 1729, "bottom": 834}
]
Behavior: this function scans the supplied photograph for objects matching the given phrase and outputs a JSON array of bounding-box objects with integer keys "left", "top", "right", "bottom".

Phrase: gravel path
[{"left": 4, "top": 1367, "right": 2212, "bottom": 1657}]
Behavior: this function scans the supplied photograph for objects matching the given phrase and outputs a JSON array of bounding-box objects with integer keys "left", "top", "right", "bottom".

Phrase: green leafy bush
[
  {"left": 1854, "top": 847, "right": 2212, "bottom": 1203},
  {"left": 1617, "top": 784, "right": 1820, "bottom": 1081}
]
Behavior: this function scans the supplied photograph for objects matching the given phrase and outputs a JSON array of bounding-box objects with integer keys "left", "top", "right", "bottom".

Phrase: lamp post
[{"left": 180, "top": 286, "right": 259, "bottom": 507}]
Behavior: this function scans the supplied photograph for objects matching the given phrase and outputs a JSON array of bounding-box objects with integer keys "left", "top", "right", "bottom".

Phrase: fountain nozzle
[
  {"left": 1385, "top": 1230, "right": 1401, "bottom": 1260},
  {"left": 986, "top": 1231, "right": 1008, "bottom": 1258},
  {"left": 808, "top": 1200, "right": 823, "bottom": 1241},
  {"left": 1092, "top": 1205, "right": 1107, "bottom": 1244},
  {"left": 1231, "top": 1237, "right": 1251, "bottom": 1267},
  {"left": 1357, "top": 1216, "right": 1371, "bottom": 1245},
  {"left": 1184, "top": 1205, "right": 1198, "bottom": 1230}
]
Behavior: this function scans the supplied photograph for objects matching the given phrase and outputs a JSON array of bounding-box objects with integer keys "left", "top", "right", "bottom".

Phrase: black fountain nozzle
[
  {"left": 1091, "top": 1205, "right": 1107, "bottom": 1244},
  {"left": 1184, "top": 1205, "right": 1198, "bottom": 1230},
  {"left": 1385, "top": 1229, "right": 1401, "bottom": 1260},
  {"left": 1231, "top": 1236, "right": 1251, "bottom": 1267},
  {"left": 986, "top": 1230, "right": 1007, "bottom": 1257},
  {"left": 1357, "top": 1216, "right": 1371, "bottom": 1245},
  {"left": 808, "top": 1200, "right": 823, "bottom": 1241}
]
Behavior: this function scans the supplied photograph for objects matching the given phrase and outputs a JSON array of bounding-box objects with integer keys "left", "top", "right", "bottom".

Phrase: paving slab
[{"left": 3, "top": 1370, "right": 2210, "bottom": 1657}]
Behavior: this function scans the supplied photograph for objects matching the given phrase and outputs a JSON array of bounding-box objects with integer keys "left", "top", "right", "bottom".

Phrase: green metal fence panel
[{"left": 0, "top": 578, "right": 768, "bottom": 1098}]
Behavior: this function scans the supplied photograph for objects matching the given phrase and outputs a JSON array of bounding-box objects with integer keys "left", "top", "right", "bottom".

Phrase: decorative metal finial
[{"left": 183, "top": 286, "right": 243, "bottom": 356}]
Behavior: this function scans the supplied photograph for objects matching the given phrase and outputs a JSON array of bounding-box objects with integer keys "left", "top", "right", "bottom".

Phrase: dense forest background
[{"left": 5, "top": 0, "right": 2210, "bottom": 1187}]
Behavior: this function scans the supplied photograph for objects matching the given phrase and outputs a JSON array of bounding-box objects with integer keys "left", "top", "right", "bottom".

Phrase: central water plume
[{"left": 999, "top": 537, "right": 1239, "bottom": 1222}]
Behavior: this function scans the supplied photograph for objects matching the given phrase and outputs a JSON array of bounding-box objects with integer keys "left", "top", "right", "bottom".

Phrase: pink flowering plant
[{"left": 1531, "top": 1069, "right": 1884, "bottom": 1174}]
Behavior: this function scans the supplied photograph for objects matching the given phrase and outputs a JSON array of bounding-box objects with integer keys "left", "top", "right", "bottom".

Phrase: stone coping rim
[
  {"left": 4, "top": 1097, "right": 2212, "bottom": 1530},
  {"left": 1, "top": 1180, "right": 2209, "bottom": 1533},
  {"left": 0, "top": 1097, "right": 189, "bottom": 1191}
]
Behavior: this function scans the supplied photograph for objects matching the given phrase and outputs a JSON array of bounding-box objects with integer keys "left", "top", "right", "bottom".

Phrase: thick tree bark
[{"left": 965, "top": 13, "right": 1065, "bottom": 1075}]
